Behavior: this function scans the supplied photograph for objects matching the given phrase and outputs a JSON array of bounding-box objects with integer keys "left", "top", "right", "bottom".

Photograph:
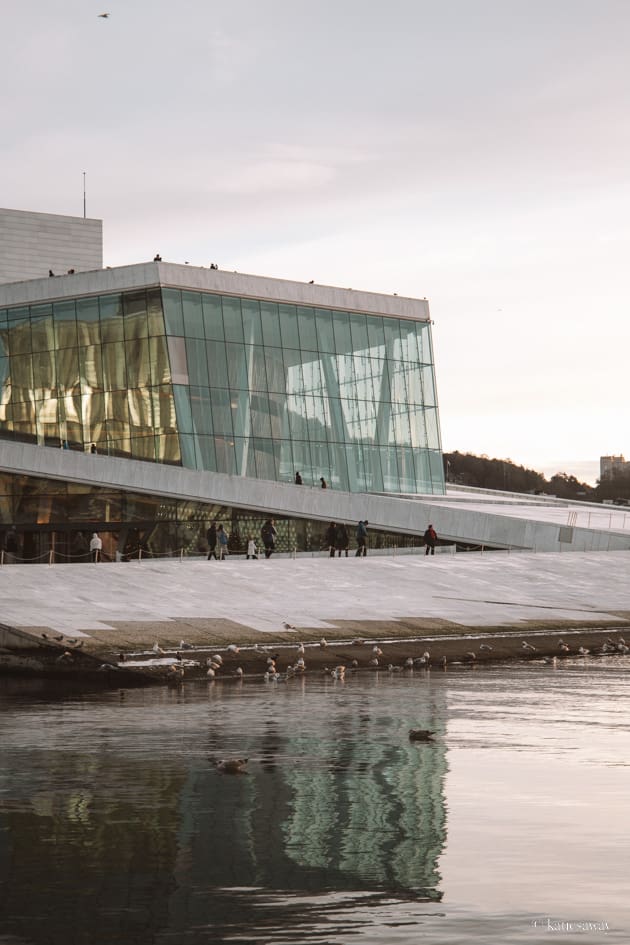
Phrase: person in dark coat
[
  {"left": 295, "top": 471, "right": 303, "bottom": 485},
  {"left": 325, "top": 522, "right": 337, "bottom": 557},
  {"left": 261, "top": 519, "right": 278, "bottom": 558},
  {"left": 355, "top": 520, "right": 368, "bottom": 557},
  {"left": 424, "top": 524, "right": 438, "bottom": 556},
  {"left": 320, "top": 477, "right": 327, "bottom": 489},
  {"left": 206, "top": 523, "right": 218, "bottom": 560},
  {"left": 335, "top": 523, "right": 349, "bottom": 557}
]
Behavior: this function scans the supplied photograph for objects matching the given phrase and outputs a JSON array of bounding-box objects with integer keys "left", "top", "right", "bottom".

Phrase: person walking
[
  {"left": 336, "top": 523, "right": 349, "bottom": 557},
  {"left": 206, "top": 523, "right": 218, "bottom": 560},
  {"left": 294, "top": 471, "right": 303, "bottom": 485},
  {"left": 355, "top": 520, "right": 368, "bottom": 557},
  {"left": 246, "top": 536, "right": 258, "bottom": 559},
  {"left": 424, "top": 524, "right": 438, "bottom": 556},
  {"left": 90, "top": 443, "right": 98, "bottom": 454},
  {"left": 261, "top": 518, "right": 278, "bottom": 558},
  {"left": 325, "top": 522, "right": 337, "bottom": 558},
  {"left": 217, "top": 524, "right": 229, "bottom": 560},
  {"left": 90, "top": 532, "right": 103, "bottom": 562},
  {"left": 320, "top": 477, "right": 327, "bottom": 489}
]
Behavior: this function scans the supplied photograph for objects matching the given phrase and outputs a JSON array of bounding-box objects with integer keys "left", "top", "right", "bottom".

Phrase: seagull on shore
[
  {"left": 152, "top": 642, "right": 164, "bottom": 654},
  {"left": 558, "top": 640, "right": 570, "bottom": 653},
  {"left": 479, "top": 643, "right": 493, "bottom": 651},
  {"left": 227, "top": 644, "right": 240, "bottom": 654},
  {"left": 235, "top": 667, "right": 244, "bottom": 677},
  {"left": 372, "top": 646, "right": 383, "bottom": 657},
  {"left": 283, "top": 621, "right": 297, "bottom": 630},
  {"left": 320, "top": 637, "right": 328, "bottom": 648},
  {"left": 521, "top": 641, "right": 537, "bottom": 652},
  {"left": 296, "top": 643, "right": 305, "bottom": 655},
  {"left": 404, "top": 657, "right": 414, "bottom": 668},
  {"left": 179, "top": 640, "right": 193, "bottom": 650},
  {"left": 98, "top": 13, "right": 110, "bottom": 17}
]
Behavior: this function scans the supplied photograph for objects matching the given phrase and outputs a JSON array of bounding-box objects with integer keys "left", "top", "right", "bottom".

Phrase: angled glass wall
[{"left": 0, "top": 285, "right": 444, "bottom": 494}]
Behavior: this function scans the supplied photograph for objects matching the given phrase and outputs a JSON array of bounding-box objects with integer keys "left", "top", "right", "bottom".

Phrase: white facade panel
[{"left": 0, "top": 208, "right": 102, "bottom": 284}]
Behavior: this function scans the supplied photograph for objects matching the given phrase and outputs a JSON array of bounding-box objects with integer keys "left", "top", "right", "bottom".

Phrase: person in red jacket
[{"left": 424, "top": 524, "right": 437, "bottom": 556}]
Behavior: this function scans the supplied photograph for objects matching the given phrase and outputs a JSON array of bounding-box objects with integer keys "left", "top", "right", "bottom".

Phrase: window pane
[
  {"left": 315, "top": 309, "right": 335, "bottom": 353},
  {"left": 182, "top": 291, "right": 204, "bottom": 339},
  {"left": 206, "top": 340, "right": 228, "bottom": 387},
  {"left": 260, "top": 302, "right": 281, "bottom": 347},
  {"left": 186, "top": 337, "right": 209, "bottom": 387},
  {"left": 167, "top": 336, "right": 189, "bottom": 384},
  {"left": 76, "top": 297, "right": 101, "bottom": 346},
  {"left": 202, "top": 294, "right": 224, "bottom": 340},
  {"left": 297, "top": 306, "right": 318, "bottom": 352},
  {"left": 147, "top": 288, "right": 165, "bottom": 336},
  {"left": 125, "top": 338, "right": 151, "bottom": 388},
  {"left": 279, "top": 304, "right": 300, "bottom": 349},
  {"left": 99, "top": 294, "right": 124, "bottom": 343},
  {"left": 102, "top": 342, "right": 127, "bottom": 390},
  {"left": 222, "top": 296, "right": 244, "bottom": 343},
  {"left": 123, "top": 291, "right": 148, "bottom": 340},
  {"left": 241, "top": 299, "right": 263, "bottom": 345},
  {"left": 162, "top": 288, "right": 184, "bottom": 336}
]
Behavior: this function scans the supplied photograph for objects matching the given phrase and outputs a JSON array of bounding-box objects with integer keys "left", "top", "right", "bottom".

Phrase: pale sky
[{"left": 4, "top": 0, "right": 630, "bottom": 484}]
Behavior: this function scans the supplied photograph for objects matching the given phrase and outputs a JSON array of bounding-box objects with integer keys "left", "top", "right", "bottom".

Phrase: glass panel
[
  {"left": 182, "top": 291, "right": 204, "bottom": 339},
  {"left": 332, "top": 311, "right": 352, "bottom": 354},
  {"left": 186, "top": 336, "right": 209, "bottom": 387},
  {"left": 297, "top": 306, "right": 318, "bottom": 352},
  {"left": 349, "top": 312, "right": 369, "bottom": 352},
  {"left": 206, "top": 340, "right": 228, "bottom": 387},
  {"left": 222, "top": 296, "right": 244, "bottom": 344},
  {"left": 260, "top": 302, "right": 281, "bottom": 347},
  {"left": 264, "top": 350, "right": 286, "bottom": 394},
  {"left": 214, "top": 436, "right": 236, "bottom": 474},
  {"left": 32, "top": 351, "right": 57, "bottom": 398},
  {"left": 226, "top": 342, "right": 248, "bottom": 390},
  {"left": 250, "top": 394, "right": 272, "bottom": 438},
  {"left": 252, "top": 437, "right": 276, "bottom": 479},
  {"left": 190, "top": 387, "right": 214, "bottom": 435},
  {"left": 30, "top": 307, "right": 54, "bottom": 353},
  {"left": 202, "top": 294, "right": 224, "bottom": 340},
  {"left": 99, "top": 294, "right": 124, "bottom": 344},
  {"left": 9, "top": 356, "right": 33, "bottom": 400},
  {"left": 241, "top": 299, "right": 263, "bottom": 345},
  {"left": 173, "top": 385, "right": 193, "bottom": 433},
  {"left": 125, "top": 337, "right": 151, "bottom": 388},
  {"left": 102, "top": 342, "right": 127, "bottom": 390},
  {"left": 366, "top": 315, "right": 386, "bottom": 353},
  {"left": 76, "top": 297, "right": 101, "bottom": 347},
  {"left": 315, "top": 308, "right": 335, "bottom": 353},
  {"left": 397, "top": 447, "right": 416, "bottom": 492},
  {"left": 179, "top": 433, "right": 196, "bottom": 468},
  {"left": 248, "top": 345, "right": 268, "bottom": 392},
  {"left": 195, "top": 434, "right": 217, "bottom": 471},
  {"left": 147, "top": 288, "right": 165, "bottom": 337},
  {"left": 278, "top": 304, "right": 300, "bottom": 349},
  {"left": 123, "top": 291, "right": 148, "bottom": 340},
  {"left": 52, "top": 301, "right": 77, "bottom": 349},
  {"left": 149, "top": 335, "right": 172, "bottom": 385},
  {"left": 162, "top": 288, "right": 184, "bottom": 336},
  {"left": 167, "top": 336, "right": 189, "bottom": 384},
  {"left": 8, "top": 311, "right": 31, "bottom": 355},
  {"left": 210, "top": 389, "right": 233, "bottom": 435},
  {"left": 383, "top": 318, "right": 402, "bottom": 359},
  {"left": 151, "top": 385, "right": 177, "bottom": 432}
]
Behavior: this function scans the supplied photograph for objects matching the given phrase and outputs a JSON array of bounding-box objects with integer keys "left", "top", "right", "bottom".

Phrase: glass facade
[
  {"left": 0, "top": 472, "right": 426, "bottom": 562},
  {"left": 0, "top": 285, "right": 444, "bottom": 495}
]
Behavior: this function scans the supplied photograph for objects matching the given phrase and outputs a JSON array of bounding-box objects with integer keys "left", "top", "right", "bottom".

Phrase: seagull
[
  {"left": 227, "top": 644, "right": 240, "bottom": 654},
  {"left": 216, "top": 758, "right": 248, "bottom": 774},
  {"left": 206, "top": 667, "right": 216, "bottom": 678},
  {"left": 409, "top": 729, "right": 435, "bottom": 742},
  {"left": 577, "top": 646, "right": 590, "bottom": 656},
  {"left": 372, "top": 646, "right": 383, "bottom": 657},
  {"left": 296, "top": 643, "right": 305, "bottom": 655},
  {"left": 369, "top": 657, "right": 379, "bottom": 667},
  {"left": 479, "top": 643, "right": 493, "bottom": 651},
  {"left": 465, "top": 651, "right": 476, "bottom": 661},
  {"left": 320, "top": 637, "right": 328, "bottom": 648},
  {"left": 521, "top": 641, "right": 537, "bottom": 652},
  {"left": 152, "top": 642, "right": 164, "bottom": 654},
  {"left": 211, "top": 653, "right": 223, "bottom": 664},
  {"left": 235, "top": 667, "right": 244, "bottom": 677},
  {"left": 98, "top": 13, "right": 110, "bottom": 17},
  {"left": 558, "top": 640, "right": 570, "bottom": 653},
  {"left": 404, "top": 657, "right": 414, "bottom": 668},
  {"left": 179, "top": 640, "right": 193, "bottom": 650},
  {"left": 283, "top": 621, "right": 297, "bottom": 630}
]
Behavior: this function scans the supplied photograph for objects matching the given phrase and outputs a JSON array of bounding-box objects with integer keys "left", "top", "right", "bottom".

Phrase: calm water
[{"left": 1, "top": 658, "right": 628, "bottom": 945}]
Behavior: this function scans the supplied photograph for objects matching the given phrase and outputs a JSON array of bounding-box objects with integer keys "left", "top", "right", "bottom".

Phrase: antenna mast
[{"left": 83, "top": 172, "right": 86, "bottom": 219}]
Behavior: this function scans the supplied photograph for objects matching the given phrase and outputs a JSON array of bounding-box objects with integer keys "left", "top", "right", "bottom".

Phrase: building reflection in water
[{"left": 0, "top": 677, "right": 447, "bottom": 944}]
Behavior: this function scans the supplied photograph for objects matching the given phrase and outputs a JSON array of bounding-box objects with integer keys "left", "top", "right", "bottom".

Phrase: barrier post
[
  {"left": 1, "top": 550, "right": 4, "bottom": 566},
  {"left": 49, "top": 549, "right": 54, "bottom": 566},
  {"left": 180, "top": 547, "right": 184, "bottom": 563},
  {"left": 139, "top": 547, "right": 142, "bottom": 561}
]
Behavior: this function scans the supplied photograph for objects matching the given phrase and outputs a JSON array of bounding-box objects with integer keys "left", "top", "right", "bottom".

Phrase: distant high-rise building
[{"left": 600, "top": 455, "right": 629, "bottom": 480}]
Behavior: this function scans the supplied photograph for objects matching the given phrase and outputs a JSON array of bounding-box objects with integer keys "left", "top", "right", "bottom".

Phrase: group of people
[
  {"left": 205, "top": 518, "right": 438, "bottom": 560},
  {"left": 294, "top": 471, "right": 327, "bottom": 489}
]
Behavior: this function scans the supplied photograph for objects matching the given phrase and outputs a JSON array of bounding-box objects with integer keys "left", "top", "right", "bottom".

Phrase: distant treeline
[{"left": 442, "top": 451, "right": 624, "bottom": 502}]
